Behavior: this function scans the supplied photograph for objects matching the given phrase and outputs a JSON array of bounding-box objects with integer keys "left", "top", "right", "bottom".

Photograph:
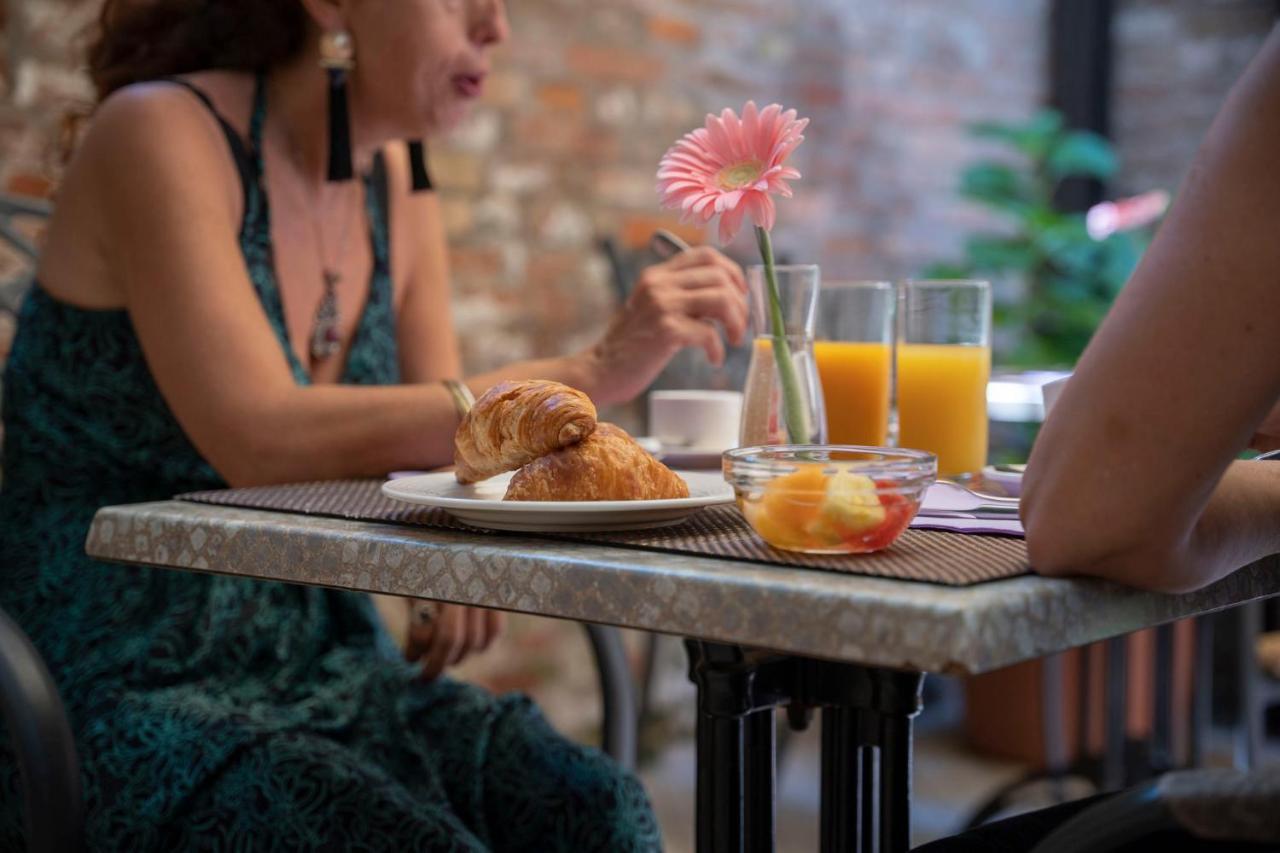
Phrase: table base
[{"left": 685, "top": 640, "right": 925, "bottom": 853}]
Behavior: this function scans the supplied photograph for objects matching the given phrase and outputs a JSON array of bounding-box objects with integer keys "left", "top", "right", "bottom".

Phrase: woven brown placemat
[{"left": 178, "top": 479, "right": 1029, "bottom": 586}]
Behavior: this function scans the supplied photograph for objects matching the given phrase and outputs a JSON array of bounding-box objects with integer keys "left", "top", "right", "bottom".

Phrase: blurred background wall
[{"left": 2, "top": 0, "right": 1272, "bottom": 377}]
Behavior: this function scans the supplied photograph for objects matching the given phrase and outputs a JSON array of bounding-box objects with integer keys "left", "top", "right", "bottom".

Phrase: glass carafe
[{"left": 739, "top": 264, "right": 827, "bottom": 446}]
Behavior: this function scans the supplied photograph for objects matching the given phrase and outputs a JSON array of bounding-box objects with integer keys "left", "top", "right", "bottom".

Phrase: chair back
[{"left": 0, "top": 606, "right": 84, "bottom": 853}]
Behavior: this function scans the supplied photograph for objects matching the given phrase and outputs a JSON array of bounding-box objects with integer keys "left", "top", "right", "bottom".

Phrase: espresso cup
[{"left": 648, "top": 390, "right": 744, "bottom": 451}]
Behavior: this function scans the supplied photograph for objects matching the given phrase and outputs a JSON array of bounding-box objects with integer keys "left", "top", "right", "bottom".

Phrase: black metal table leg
[
  {"left": 879, "top": 713, "right": 913, "bottom": 853},
  {"left": 687, "top": 641, "right": 788, "bottom": 853},
  {"left": 820, "top": 706, "right": 860, "bottom": 852},
  {"left": 696, "top": 699, "right": 747, "bottom": 852},
  {"left": 874, "top": 671, "right": 924, "bottom": 853},
  {"left": 685, "top": 639, "right": 924, "bottom": 853},
  {"left": 745, "top": 709, "right": 776, "bottom": 852},
  {"left": 860, "top": 736, "right": 878, "bottom": 853}
]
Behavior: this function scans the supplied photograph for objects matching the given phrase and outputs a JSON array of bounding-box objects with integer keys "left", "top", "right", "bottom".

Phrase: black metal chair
[
  {"left": 0, "top": 193, "right": 49, "bottom": 316},
  {"left": 0, "top": 605, "right": 84, "bottom": 853},
  {"left": 583, "top": 623, "right": 638, "bottom": 769},
  {"left": 1030, "top": 766, "right": 1280, "bottom": 852}
]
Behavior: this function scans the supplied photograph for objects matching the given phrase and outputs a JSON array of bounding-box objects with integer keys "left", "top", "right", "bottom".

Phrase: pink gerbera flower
[{"left": 656, "top": 102, "right": 808, "bottom": 243}]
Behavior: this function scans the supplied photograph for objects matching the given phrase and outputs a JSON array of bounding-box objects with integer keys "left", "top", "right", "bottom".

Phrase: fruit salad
[{"left": 738, "top": 463, "right": 917, "bottom": 553}]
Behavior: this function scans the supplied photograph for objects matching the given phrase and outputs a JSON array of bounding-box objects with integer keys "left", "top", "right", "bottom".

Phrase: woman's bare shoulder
[
  {"left": 39, "top": 76, "right": 253, "bottom": 306},
  {"left": 79, "top": 76, "right": 249, "bottom": 172}
]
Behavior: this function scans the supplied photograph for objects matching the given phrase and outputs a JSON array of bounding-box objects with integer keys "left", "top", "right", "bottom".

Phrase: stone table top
[{"left": 86, "top": 500, "right": 1280, "bottom": 675}]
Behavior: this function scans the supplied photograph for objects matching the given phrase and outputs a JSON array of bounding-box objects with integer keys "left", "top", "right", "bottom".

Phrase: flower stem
[{"left": 755, "top": 226, "right": 811, "bottom": 443}]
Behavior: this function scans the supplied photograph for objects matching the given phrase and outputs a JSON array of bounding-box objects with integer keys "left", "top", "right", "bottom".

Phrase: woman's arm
[
  {"left": 388, "top": 145, "right": 748, "bottom": 407},
  {"left": 1021, "top": 29, "right": 1280, "bottom": 593},
  {"left": 88, "top": 87, "right": 478, "bottom": 486},
  {"left": 91, "top": 87, "right": 746, "bottom": 488}
]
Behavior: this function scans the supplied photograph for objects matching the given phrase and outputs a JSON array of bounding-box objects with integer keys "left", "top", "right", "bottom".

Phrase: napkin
[
  {"left": 911, "top": 483, "right": 1025, "bottom": 537},
  {"left": 909, "top": 516, "right": 1025, "bottom": 537}
]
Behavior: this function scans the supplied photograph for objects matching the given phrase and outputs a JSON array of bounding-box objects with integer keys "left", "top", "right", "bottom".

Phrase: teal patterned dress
[{"left": 0, "top": 76, "right": 660, "bottom": 852}]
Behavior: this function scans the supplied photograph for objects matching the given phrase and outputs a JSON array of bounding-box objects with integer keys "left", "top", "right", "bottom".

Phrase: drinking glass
[
  {"left": 814, "top": 280, "right": 895, "bottom": 447},
  {"left": 896, "top": 280, "right": 992, "bottom": 479}
]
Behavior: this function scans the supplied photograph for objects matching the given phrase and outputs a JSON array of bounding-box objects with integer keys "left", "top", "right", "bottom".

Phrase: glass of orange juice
[
  {"left": 897, "top": 280, "right": 992, "bottom": 479},
  {"left": 814, "top": 281, "right": 895, "bottom": 447}
]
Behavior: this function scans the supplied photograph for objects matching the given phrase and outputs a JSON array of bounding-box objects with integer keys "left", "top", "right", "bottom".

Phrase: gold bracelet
[{"left": 442, "top": 379, "right": 475, "bottom": 418}]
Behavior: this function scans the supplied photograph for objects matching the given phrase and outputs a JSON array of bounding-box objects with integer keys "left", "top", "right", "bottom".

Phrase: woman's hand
[
  {"left": 585, "top": 246, "right": 748, "bottom": 405},
  {"left": 404, "top": 602, "right": 505, "bottom": 680}
]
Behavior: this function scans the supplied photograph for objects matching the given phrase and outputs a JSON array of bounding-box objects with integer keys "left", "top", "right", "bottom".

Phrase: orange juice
[
  {"left": 814, "top": 341, "right": 892, "bottom": 446},
  {"left": 897, "top": 343, "right": 990, "bottom": 477}
]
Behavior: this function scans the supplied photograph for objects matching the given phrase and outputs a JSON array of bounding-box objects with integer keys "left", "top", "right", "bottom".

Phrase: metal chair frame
[{"left": 0, "top": 606, "right": 84, "bottom": 853}]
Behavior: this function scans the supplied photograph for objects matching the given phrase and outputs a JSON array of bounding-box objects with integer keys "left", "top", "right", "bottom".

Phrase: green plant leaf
[
  {"left": 1024, "top": 205, "right": 1070, "bottom": 232},
  {"left": 970, "top": 109, "right": 1063, "bottom": 159},
  {"left": 959, "top": 162, "right": 1034, "bottom": 213},
  {"left": 968, "top": 119, "right": 1023, "bottom": 146},
  {"left": 920, "top": 261, "right": 972, "bottom": 279},
  {"left": 1047, "top": 131, "right": 1118, "bottom": 180},
  {"left": 929, "top": 107, "right": 1153, "bottom": 368},
  {"left": 964, "top": 235, "right": 1037, "bottom": 271},
  {"left": 1037, "top": 219, "right": 1099, "bottom": 275}
]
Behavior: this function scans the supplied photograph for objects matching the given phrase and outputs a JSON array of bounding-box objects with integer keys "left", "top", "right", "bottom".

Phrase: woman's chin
[{"left": 435, "top": 101, "right": 471, "bottom": 132}]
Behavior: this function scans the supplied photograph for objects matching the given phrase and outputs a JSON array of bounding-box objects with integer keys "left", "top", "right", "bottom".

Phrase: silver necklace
[{"left": 307, "top": 180, "right": 359, "bottom": 363}]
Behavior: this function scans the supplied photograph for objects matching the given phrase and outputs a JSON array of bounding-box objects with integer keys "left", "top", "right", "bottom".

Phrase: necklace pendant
[{"left": 310, "top": 271, "right": 342, "bottom": 361}]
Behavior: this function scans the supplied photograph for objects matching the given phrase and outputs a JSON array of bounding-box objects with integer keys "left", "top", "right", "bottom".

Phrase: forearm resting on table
[
  {"left": 212, "top": 383, "right": 460, "bottom": 486},
  {"left": 1025, "top": 461, "right": 1280, "bottom": 593},
  {"left": 215, "top": 353, "right": 611, "bottom": 487}
]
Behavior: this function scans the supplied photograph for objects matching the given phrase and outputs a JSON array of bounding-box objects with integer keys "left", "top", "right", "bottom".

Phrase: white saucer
[
  {"left": 634, "top": 437, "right": 729, "bottom": 470},
  {"left": 980, "top": 465, "right": 1025, "bottom": 497},
  {"left": 382, "top": 470, "right": 734, "bottom": 532}
]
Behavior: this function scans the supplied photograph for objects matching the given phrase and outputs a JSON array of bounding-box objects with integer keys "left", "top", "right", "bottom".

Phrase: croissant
[
  {"left": 454, "top": 380, "right": 598, "bottom": 484},
  {"left": 505, "top": 423, "right": 691, "bottom": 502}
]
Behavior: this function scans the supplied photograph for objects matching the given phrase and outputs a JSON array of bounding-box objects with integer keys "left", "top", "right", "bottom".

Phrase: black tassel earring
[
  {"left": 408, "top": 140, "right": 433, "bottom": 192},
  {"left": 320, "top": 31, "right": 355, "bottom": 182}
]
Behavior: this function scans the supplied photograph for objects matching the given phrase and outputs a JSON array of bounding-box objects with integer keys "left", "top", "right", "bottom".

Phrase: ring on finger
[{"left": 413, "top": 601, "right": 437, "bottom": 626}]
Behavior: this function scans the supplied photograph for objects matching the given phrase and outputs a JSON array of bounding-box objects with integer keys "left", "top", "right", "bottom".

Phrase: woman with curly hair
[{"left": 0, "top": 0, "right": 749, "bottom": 848}]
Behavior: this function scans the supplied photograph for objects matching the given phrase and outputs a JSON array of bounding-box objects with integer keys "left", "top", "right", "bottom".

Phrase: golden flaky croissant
[
  {"left": 454, "top": 380, "right": 598, "bottom": 484},
  {"left": 505, "top": 423, "right": 691, "bottom": 502}
]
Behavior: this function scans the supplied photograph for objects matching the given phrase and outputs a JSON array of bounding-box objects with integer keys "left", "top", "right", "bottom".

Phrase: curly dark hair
[{"left": 87, "top": 0, "right": 312, "bottom": 101}]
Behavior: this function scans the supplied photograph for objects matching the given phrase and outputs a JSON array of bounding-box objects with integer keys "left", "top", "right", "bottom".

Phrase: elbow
[
  {"left": 1024, "top": 506, "right": 1205, "bottom": 595},
  {"left": 207, "top": 448, "right": 276, "bottom": 489},
  {"left": 201, "top": 426, "right": 299, "bottom": 488}
]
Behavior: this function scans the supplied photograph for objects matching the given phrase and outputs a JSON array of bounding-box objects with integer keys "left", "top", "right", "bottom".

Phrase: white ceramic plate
[{"left": 381, "top": 470, "right": 735, "bottom": 532}]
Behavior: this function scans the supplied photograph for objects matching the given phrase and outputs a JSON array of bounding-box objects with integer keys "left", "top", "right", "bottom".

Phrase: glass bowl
[{"left": 723, "top": 445, "right": 937, "bottom": 554}]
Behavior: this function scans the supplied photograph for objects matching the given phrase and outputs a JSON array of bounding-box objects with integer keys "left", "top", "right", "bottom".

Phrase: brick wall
[
  {"left": 440, "top": 0, "right": 1051, "bottom": 373},
  {"left": 0, "top": 0, "right": 1051, "bottom": 377},
  {"left": 0, "top": 0, "right": 95, "bottom": 368},
  {"left": 1111, "top": 0, "right": 1275, "bottom": 196},
  {"left": 1, "top": 1, "right": 1271, "bottom": 383}
]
